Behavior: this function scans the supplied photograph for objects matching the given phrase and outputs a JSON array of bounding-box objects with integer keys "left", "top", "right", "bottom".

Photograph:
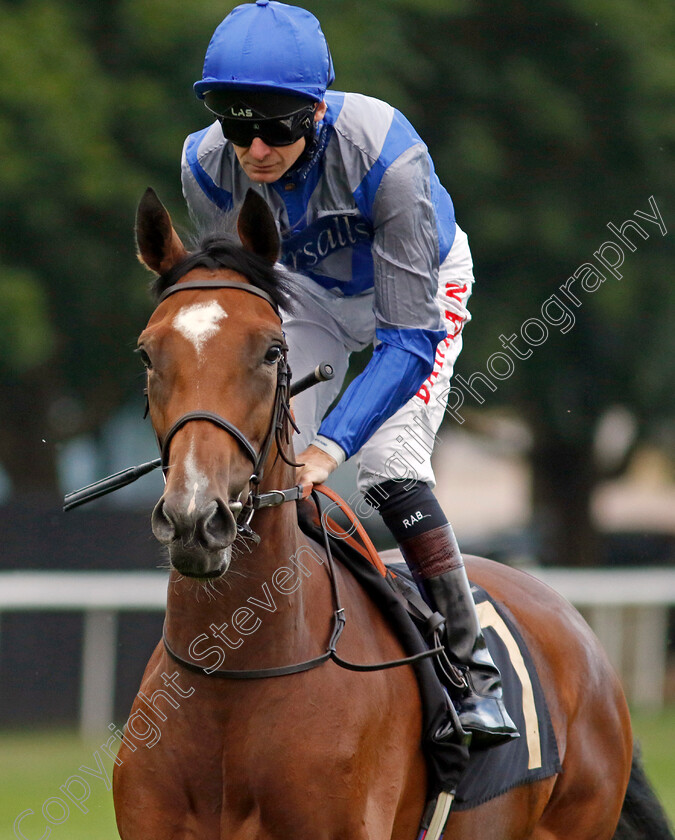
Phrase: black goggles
[{"left": 211, "top": 105, "right": 316, "bottom": 148}]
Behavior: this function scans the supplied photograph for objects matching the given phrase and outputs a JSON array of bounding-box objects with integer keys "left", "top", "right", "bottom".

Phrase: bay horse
[{"left": 113, "top": 187, "right": 662, "bottom": 840}]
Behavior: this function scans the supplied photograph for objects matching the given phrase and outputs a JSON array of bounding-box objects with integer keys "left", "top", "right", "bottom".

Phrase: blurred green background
[
  {"left": 1, "top": 0, "right": 673, "bottom": 563},
  {"left": 0, "top": 0, "right": 674, "bottom": 836}
]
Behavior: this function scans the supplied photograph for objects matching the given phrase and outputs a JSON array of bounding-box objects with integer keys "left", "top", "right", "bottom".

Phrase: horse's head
[{"left": 136, "top": 188, "right": 292, "bottom": 579}]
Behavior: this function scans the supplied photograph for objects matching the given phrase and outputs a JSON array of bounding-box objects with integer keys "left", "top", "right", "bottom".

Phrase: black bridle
[
  {"left": 62, "top": 288, "right": 334, "bottom": 514},
  {"left": 153, "top": 279, "right": 456, "bottom": 687},
  {"left": 62, "top": 273, "right": 457, "bottom": 697},
  {"left": 153, "top": 278, "right": 303, "bottom": 541},
  {"left": 162, "top": 488, "right": 449, "bottom": 682}
]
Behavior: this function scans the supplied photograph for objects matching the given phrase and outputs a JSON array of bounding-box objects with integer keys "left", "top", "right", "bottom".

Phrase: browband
[{"left": 158, "top": 279, "right": 280, "bottom": 316}]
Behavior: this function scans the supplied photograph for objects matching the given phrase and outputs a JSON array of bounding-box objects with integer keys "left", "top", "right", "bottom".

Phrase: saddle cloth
[
  {"left": 297, "top": 504, "right": 562, "bottom": 808},
  {"left": 387, "top": 562, "right": 563, "bottom": 809}
]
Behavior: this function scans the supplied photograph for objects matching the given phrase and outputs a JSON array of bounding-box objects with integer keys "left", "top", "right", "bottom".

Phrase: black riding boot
[{"left": 400, "top": 524, "right": 519, "bottom": 749}]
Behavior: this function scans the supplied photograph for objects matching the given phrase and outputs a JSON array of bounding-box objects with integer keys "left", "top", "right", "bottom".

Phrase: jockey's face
[{"left": 232, "top": 101, "right": 327, "bottom": 184}]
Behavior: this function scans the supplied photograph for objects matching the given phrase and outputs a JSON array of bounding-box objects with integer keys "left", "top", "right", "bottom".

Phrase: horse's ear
[
  {"left": 136, "top": 187, "right": 188, "bottom": 274},
  {"left": 237, "top": 189, "right": 280, "bottom": 264}
]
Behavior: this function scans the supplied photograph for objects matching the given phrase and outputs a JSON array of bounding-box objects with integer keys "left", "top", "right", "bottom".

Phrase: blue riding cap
[{"left": 194, "top": 0, "right": 335, "bottom": 103}]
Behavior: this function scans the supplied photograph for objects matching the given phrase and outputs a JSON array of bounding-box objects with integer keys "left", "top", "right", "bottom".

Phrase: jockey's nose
[{"left": 248, "top": 137, "right": 272, "bottom": 159}]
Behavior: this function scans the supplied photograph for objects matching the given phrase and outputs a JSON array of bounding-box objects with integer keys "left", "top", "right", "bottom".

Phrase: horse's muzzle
[{"left": 151, "top": 496, "right": 238, "bottom": 578}]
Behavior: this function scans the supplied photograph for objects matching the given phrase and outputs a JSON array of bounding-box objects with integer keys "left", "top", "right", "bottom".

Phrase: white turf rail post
[
  {"left": 531, "top": 567, "right": 675, "bottom": 709},
  {"left": 80, "top": 610, "right": 118, "bottom": 741},
  {"left": 630, "top": 605, "right": 669, "bottom": 707},
  {"left": 0, "top": 572, "right": 167, "bottom": 740},
  {"left": 0, "top": 568, "right": 673, "bottom": 739}
]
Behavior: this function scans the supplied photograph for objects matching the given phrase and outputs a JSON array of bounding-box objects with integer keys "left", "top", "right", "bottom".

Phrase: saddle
[{"left": 297, "top": 493, "right": 562, "bottom": 816}]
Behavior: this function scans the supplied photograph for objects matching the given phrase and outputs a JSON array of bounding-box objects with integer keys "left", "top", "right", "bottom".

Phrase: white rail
[
  {"left": 532, "top": 567, "right": 675, "bottom": 710},
  {"left": 0, "top": 568, "right": 673, "bottom": 738},
  {"left": 0, "top": 572, "right": 167, "bottom": 740}
]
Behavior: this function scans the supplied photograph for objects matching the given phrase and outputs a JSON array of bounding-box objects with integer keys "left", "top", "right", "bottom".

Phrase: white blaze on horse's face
[
  {"left": 173, "top": 301, "right": 228, "bottom": 358},
  {"left": 184, "top": 439, "right": 207, "bottom": 518},
  {"left": 183, "top": 439, "right": 233, "bottom": 572}
]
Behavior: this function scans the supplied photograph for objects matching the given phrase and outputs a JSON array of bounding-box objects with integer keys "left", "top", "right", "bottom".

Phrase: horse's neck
[{"left": 164, "top": 453, "right": 329, "bottom": 669}]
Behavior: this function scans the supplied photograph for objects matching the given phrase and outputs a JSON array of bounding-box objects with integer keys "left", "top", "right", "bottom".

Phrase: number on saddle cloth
[{"left": 452, "top": 586, "right": 563, "bottom": 810}]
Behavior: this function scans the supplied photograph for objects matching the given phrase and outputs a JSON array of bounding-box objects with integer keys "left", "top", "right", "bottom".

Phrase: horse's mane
[{"left": 151, "top": 232, "right": 293, "bottom": 314}]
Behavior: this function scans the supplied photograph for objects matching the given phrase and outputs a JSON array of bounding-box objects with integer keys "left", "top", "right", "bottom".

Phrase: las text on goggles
[{"left": 205, "top": 96, "right": 316, "bottom": 147}]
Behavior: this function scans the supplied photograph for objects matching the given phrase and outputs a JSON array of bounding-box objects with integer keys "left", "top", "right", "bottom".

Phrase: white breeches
[{"left": 282, "top": 225, "right": 474, "bottom": 493}]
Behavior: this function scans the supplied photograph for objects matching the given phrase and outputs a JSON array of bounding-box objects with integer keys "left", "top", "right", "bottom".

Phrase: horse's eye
[
  {"left": 264, "top": 345, "right": 282, "bottom": 365},
  {"left": 136, "top": 347, "right": 153, "bottom": 369}
]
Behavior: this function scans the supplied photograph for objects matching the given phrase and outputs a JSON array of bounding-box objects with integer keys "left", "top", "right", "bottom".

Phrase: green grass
[
  {"left": 0, "top": 731, "right": 118, "bottom": 840},
  {"left": 631, "top": 706, "right": 675, "bottom": 824},
  {"left": 1, "top": 709, "right": 674, "bottom": 838}
]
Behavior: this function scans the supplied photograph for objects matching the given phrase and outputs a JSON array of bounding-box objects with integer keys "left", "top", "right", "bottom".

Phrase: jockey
[{"left": 182, "top": 0, "right": 517, "bottom": 748}]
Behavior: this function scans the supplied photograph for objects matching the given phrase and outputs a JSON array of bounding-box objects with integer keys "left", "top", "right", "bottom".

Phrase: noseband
[{"left": 153, "top": 278, "right": 302, "bottom": 540}]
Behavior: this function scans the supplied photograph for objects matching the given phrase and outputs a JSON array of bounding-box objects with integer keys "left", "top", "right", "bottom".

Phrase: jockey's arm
[{"left": 297, "top": 144, "right": 446, "bottom": 486}]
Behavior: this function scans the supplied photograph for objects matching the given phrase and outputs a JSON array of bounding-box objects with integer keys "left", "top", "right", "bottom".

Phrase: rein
[
  {"left": 154, "top": 280, "right": 445, "bottom": 677},
  {"left": 67, "top": 273, "right": 446, "bottom": 680},
  {"left": 162, "top": 489, "right": 446, "bottom": 680}
]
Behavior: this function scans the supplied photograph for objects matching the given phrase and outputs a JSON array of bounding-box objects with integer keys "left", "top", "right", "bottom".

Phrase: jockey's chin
[{"left": 232, "top": 137, "right": 306, "bottom": 183}]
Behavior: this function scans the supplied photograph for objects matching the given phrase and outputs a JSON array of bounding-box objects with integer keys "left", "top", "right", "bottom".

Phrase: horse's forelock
[{"left": 150, "top": 235, "right": 294, "bottom": 315}]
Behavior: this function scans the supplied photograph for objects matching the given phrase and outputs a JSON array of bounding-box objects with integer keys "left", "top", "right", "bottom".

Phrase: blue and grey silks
[{"left": 182, "top": 90, "right": 457, "bottom": 459}]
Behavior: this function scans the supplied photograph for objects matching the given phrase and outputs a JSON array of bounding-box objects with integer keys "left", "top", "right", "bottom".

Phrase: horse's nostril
[
  {"left": 199, "top": 499, "right": 237, "bottom": 549},
  {"left": 151, "top": 499, "right": 176, "bottom": 545},
  {"left": 151, "top": 494, "right": 236, "bottom": 552}
]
